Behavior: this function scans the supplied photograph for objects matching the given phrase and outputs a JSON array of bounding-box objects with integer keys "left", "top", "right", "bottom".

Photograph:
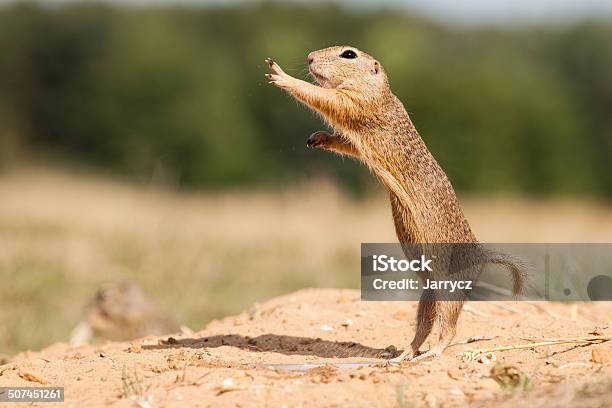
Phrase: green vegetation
[{"left": 0, "top": 2, "right": 611, "bottom": 196}]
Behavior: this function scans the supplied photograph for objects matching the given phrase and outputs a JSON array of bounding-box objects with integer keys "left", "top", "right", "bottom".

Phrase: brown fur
[
  {"left": 265, "top": 47, "right": 523, "bottom": 361},
  {"left": 70, "top": 281, "right": 180, "bottom": 345}
]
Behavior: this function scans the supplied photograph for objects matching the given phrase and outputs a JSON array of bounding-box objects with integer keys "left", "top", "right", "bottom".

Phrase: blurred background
[{"left": 1, "top": 0, "right": 611, "bottom": 356}]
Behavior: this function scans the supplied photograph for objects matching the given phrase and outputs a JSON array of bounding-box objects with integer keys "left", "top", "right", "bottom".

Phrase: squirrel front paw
[
  {"left": 265, "top": 57, "right": 284, "bottom": 75},
  {"left": 265, "top": 58, "right": 293, "bottom": 89},
  {"left": 307, "top": 131, "right": 333, "bottom": 149}
]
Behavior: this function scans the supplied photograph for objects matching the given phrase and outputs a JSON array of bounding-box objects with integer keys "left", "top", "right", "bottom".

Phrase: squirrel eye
[{"left": 340, "top": 50, "right": 357, "bottom": 59}]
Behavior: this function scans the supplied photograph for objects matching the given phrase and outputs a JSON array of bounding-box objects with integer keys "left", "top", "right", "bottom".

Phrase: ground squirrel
[
  {"left": 70, "top": 281, "right": 180, "bottom": 345},
  {"left": 265, "top": 46, "right": 524, "bottom": 362}
]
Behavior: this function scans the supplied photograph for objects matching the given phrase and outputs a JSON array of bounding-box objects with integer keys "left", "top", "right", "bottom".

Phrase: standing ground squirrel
[{"left": 265, "top": 46, "right": 525, "bottom": 362}]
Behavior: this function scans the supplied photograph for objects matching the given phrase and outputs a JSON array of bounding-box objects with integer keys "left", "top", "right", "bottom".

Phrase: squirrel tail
[{"left": 486, "top": 252, "right": 528, "bottom": 295}]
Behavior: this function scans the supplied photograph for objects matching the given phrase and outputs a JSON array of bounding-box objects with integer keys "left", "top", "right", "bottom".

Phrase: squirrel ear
[{"left": 372, "top": 61, "right": 380, "bottom": 74}]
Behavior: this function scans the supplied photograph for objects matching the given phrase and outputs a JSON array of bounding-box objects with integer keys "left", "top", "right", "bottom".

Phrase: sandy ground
[
  {"left": 4, "top": 169, "right": 612, "bottom": 356},
  {"left": 1, "top": 289, "right": 610, "bottom": 407}
]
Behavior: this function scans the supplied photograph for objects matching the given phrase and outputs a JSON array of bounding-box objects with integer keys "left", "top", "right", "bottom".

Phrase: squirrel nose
[{"left": 307, "top": 52, "right": 315, "bottom": 65}]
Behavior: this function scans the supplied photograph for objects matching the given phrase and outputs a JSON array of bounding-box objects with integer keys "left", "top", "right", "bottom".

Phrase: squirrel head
[
  {"left": 307, "top": 46, "right": 389, "bottom": 93},
  {"left": 90, "top": 281, "right": 150, "bottom": 324}
]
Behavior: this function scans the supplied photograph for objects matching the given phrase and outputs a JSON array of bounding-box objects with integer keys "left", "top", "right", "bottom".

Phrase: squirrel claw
[
  {"left": 265, "top": 57, "right": 286, "bottom": 77},
  {"left": 307, "top": 131, "right": 330, "bottom": 148}
]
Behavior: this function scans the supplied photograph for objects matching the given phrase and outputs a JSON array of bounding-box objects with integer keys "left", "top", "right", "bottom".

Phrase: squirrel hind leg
[
  {"left": 430, "top": 299, "right": 465, "bottom": 355},
  {"left": 388, "top": 290, "right": 436, "bottom": 364},
  {"left": 395, "top": 297, "right": 465, "bottom": 363}
]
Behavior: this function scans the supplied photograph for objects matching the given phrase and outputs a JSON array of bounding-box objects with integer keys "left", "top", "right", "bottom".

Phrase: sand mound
[{"left": 1, "top": 289, "right": 610, "bottom": 407}]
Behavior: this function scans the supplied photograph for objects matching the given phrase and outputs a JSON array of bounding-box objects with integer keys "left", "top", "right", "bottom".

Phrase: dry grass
[{"left": 1, "top": 167, "right": 612, "bottom": 355}]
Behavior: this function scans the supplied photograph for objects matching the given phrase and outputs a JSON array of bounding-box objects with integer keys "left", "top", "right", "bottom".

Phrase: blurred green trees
[{"left": 0, "top": 2, "right": 611, "bottom": 195}]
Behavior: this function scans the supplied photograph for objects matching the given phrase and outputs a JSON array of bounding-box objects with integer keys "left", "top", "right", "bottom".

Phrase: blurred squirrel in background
[{"left": 70, "top": 281, "right": 182, "bottom": 345}]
